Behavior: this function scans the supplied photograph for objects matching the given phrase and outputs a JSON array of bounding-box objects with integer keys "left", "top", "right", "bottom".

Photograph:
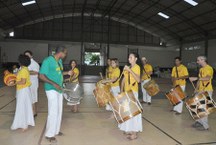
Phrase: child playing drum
[
  {"left": 171, "top": 57, "right": 189, "bottom": 115},
  {"left": 105, "top": 58, "right": 113, "bottom": 111},
  {"left": 101, "top": 58, "right": 121, "bottom": 118},
  {"left": 65, "top": 60, "right": 81, "bottom": 113},
  {"left": 119, "top": 52, "right": 143, "bottom": 140}
]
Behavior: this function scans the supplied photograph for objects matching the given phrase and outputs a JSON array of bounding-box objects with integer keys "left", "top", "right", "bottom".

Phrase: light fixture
[
  {"left": 158, "top": 12, "right": 170, "bottom": 19},
  {"left": 9, "top": 32, "right": 14, "bottom": 37},
  {"left": 22, "top": 0, "right": 36, "bottom": 6},
  {"left": 184, "top": 0, "right": 198, "bottom": 6}
]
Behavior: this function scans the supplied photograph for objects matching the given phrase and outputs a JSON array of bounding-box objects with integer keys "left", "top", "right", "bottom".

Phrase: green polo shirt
[{"left": 39, "top": 56, "right": 63, "bottom": 93}]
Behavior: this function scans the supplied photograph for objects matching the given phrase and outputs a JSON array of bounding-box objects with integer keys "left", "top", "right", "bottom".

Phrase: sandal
[
  {"left": 127, "top": 134, "right": 138, "bottom": 140},
  {"left": 57, "top": 132, "right": 64, "bottom": 136},
  {"left": 46, "top": 137, "right": 57, "bottom": 143}
]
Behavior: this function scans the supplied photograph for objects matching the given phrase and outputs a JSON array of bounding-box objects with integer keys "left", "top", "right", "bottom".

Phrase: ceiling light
[
  {"left": 9, "top": 32, "right": 14, "bottom": 37},
  {"left": 22, "top": 0, "right": 36, "bottom": 6},
  {"left": 158, "top": 12, "right": 170, "bottom": 19},
  {"left": 184, "top": 0, "right": 198, "bottom": 6}
]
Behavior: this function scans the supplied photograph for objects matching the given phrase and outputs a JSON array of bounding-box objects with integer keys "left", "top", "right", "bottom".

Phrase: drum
[
  {"left": 186, "top": 92, "right": 216, "bottom": 120},
  {"left": 93, "top": 80, "right": 113, "bottom": 107},
  {"left": 109, "top": 91, "right": 143, "bottom": 124},
  {"left": 63, "top": 82, "right": 84, "bottom": 105},
  {"left": 143, "top": 80, "right": 160, "bottom": 96},
  {"left": 4, "top": 73, "right": 16, "bottom": 86},
  {"left": 165, "top": 85, "right": 186, "bottom": 106}
]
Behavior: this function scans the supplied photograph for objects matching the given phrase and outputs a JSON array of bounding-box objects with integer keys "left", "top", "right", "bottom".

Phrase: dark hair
[
  {"left": 18, "top": 54, "right": 31, "bottom": 67},
  {"left": 55, "top": 45, "right": 66, "bottom": 54},
  {"left": 24, "top": 50, "right": 33, "bottom": 56},
  {"left": 129, "top": 52, "right": 143, "bottom": 76},
  {"left": 175, "top": 57, "right": 182, "bottom": 61},
  {"left": 69, "top": 60, "right": 77, "bottom": 68},
  {"left": 111, "top": 58, "right": 119, "bottom": 67}
]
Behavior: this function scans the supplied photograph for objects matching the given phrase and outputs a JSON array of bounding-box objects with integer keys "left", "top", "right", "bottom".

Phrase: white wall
[
  {"left": 0, "top": 40, "right": 82, "bottom": 64},
  {"left": 109, "top": 44, "right": 179, "bottom": 67},
  {"left": 181, "top": 41, "right": 205, "bottom": 64},
  {"left": 0, "top": 40, "right": 184, "bottom": 68},
  {"left": 0, "top": 41, "right": 48, "bottom": 63},
  {"left": 208, "top": 39, "right": 216, "bottom": 68}
]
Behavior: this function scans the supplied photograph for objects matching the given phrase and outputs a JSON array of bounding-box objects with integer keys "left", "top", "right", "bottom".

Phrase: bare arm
[
  {"left": 121, "top": 77, "right": 125, "bottom": 92},
  {"left": 102, "top": 77, "right": 118, "bottom": 84},
  {"left": 29, "top": 71, "right": 38, "bottom": 75},
  {"left": 16, "top": 78, "right": 26, "bottom": 85}
]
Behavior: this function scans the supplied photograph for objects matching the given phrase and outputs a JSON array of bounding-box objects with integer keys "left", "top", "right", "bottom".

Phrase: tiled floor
[{"left": 0, "top": 76, "right": 216, "bottom": 145}]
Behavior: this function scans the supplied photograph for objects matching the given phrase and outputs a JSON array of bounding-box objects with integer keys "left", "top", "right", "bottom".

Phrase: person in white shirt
[{"left": 24, "top": 50, "right": 40, "bottom": 117}]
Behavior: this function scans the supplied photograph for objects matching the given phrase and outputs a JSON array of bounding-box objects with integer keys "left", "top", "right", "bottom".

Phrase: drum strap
[
  {"left": 175, "top": 66, "right": 179, "bottom": 78},
  {"left": 200, "top": 70, "right": 210, "bottom": 88},
  {"left": 143, "top": 66, "right": 150, "bottom": 79}
]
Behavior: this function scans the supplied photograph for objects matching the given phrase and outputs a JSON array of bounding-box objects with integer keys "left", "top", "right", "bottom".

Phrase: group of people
[
  {"left": 9, "top": 44, "right": 214, "bottom": 142},
  {"left": 10, "top": 46, "right": 81, "bottom": 143},
  {"left": 103, "top": 54, "right": 214, "bottom": 140},
  {"left": 170, "top": 56, "right": 213, "bottom": 131}
]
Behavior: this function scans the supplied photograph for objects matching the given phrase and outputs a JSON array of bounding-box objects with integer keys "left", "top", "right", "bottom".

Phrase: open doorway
[{"left": 84, "top": 52, "right": 101, "bottom": 66}]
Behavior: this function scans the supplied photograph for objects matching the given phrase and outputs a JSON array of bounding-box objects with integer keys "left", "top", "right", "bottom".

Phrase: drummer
[
  {"left": 119, "top": 52, "right": 142, "bottom": 140},
  {"left": 106, "top": 58, "right": 112, "bottom": 79},
  {"left": 189, "top": 56, "right": 214, "bottom": 131},
  {"left": 65, "top": 60, "right": 80, "bottom": 113},
  {"left": 140, "top": 57, "right": 153, "bottom": 105},
  {"left": 102, "top": 58, "right": 120, "bottom": 97},
  {"left": 171, "top": 57, "right": 189, "bottom": 115},
  {"left": 105, "top": 58, "right": 113, "bottom": 111}
]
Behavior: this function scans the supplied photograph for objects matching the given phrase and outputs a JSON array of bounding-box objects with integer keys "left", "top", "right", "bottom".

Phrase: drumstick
[
  {"left": 62, "top": 88, "right": 73, "bottom": 92},
  {"left": 190, "top": 80, "right": 196, "bottom": 90},
  {"left": 99, "top": 72, "right": 103, "bottom": 80}
]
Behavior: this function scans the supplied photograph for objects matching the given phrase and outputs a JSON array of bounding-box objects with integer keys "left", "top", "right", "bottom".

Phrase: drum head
[{"left": 63, "top": 83, "right": 84, "bottom": 103}]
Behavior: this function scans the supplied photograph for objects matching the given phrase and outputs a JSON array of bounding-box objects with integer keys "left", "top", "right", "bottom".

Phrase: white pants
[
  {"left": 173, "top": 85, "right": 186, "bottom": 113},
  {"left": 45, "top": 90, "right": 63, "bottom": 137},
  {"left": 196, "top": 91, "right": 213, "bottom": 129},
  {"left": 118, "top": 92, "right": 143, "bottom": 132},
  {"left": 11, "top": 87, "right": 35, "bottom": 130},
  {"left": 106, "top": 86, "right": 120, "bottom": 111},
  {"left": 30, "top": 79, "right": 39, "bottom": 104},
  {"left": 141, "top": 79, "right": 151, "bottom": 103}
]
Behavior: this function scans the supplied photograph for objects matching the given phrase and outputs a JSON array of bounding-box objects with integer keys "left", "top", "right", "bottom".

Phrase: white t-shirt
[{"left": 28, "top": 58, "right": 40, "bottom": 80}]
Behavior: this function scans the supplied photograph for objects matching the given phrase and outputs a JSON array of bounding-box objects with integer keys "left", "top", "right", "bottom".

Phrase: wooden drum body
[
  {"left": 93, "top": 80, "right": 113, "bottom": 107},
  {"left": 165, "top": 85, "right": 186, "bottom": 106},
  {"left": 186, "top": 92, "right": 216, "bottom": 120},
  {"left": 143, "top": 80, "right": 160, "bottom": 96},
  {"left": 4, "top": 73, "right": 16, "bottom": 86},
  {"left": 109, "top": 91, "right": 143, "bottom": 124}
]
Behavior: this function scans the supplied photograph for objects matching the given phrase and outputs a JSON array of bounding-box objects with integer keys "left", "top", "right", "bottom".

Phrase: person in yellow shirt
[
  {"left": 105, "top": 58, "right": 113, "bottom": 111},
  {"left": 11, "top": 54, "right": 35, "bottom": 131},
  {"left": 102, "top": 58, "right": 120, "bottom": 96},
  {"left": 190, "top": 56, "right": 214, "bottom": 131},
  {"left": 101, "top": 58, "right": 121, "bottom": 119},
  {"left": 141, "top": 57, "right": 153, "bottom": 105},
  {"left": 119, "top": 52, "right": 142, "bottom": 140},
  {"left": 106, "top": 58, "right": 112, "bottom": 79},
  {"left": 65, "top": 60, "right": 80, "bottom": 112},
  {"left": 171, "top": 57, "right": 189, "bottom": 114}
]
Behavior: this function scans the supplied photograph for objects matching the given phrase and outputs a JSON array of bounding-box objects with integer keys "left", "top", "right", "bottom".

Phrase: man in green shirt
[{"left": 39, "top": 46, "right": 71, "bottom": 143}]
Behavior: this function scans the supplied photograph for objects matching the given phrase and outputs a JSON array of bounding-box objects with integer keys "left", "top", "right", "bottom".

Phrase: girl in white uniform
[
  {"left": 119, "top": 53, "right": 142, "bottom": 140},
  {"left": 11, "top": 54, "right": 35, "bottom": 131}
]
